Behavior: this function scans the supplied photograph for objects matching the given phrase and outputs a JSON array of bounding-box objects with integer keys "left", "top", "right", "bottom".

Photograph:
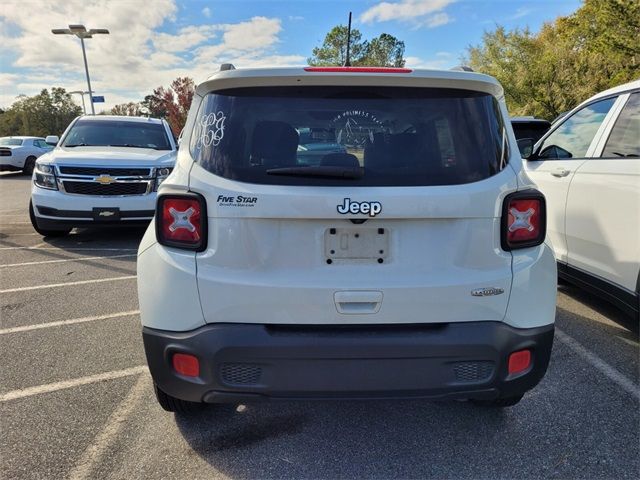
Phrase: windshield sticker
[
  {"left": 332, "top": 110, "right": 385, "bottom": 148},
  {"left": 198, "top": 111, "right": 226, "bottom": 147}
]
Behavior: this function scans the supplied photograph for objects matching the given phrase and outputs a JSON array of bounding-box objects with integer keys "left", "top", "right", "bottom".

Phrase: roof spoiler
[
  {"left": 450, "top": 65, "right": 474, "bottom": 72},
  {"left": 219, "top": 63, "right": 236, "bottom": 71}
]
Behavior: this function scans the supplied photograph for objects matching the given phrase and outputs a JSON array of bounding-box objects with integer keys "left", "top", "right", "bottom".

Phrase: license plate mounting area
[{"left": 324, "top": 227, "right": 389, "bottom": 263}]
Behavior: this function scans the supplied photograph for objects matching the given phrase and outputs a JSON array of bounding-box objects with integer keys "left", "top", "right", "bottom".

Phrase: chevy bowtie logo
[{"left": 95, "top": 175, "right": 115, "bottom": 185}]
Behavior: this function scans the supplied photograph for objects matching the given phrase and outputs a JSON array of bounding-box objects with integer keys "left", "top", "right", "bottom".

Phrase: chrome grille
[{"left": 56, "top": 164, "right": 154, "bottom": 196}]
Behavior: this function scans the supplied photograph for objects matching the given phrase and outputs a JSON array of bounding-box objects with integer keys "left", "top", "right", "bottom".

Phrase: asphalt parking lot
[{"left": 1, "top": 172, "right": 638, "bottom": 480}]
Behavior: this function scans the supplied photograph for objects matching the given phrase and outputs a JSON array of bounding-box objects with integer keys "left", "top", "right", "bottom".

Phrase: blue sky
[{"left": 0, "top": 0, "right": 582, "bottom": 111}]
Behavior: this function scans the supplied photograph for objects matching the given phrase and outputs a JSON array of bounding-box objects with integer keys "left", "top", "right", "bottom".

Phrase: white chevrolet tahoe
[
  {"left": 30, "top": 115, "right": 177, "bottom": 237},
  {"left": 137, "top": 66, "right": 557, "bottom": 413}
]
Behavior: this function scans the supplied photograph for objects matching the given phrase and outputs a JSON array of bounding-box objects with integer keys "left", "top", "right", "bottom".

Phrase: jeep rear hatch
[{"left": 188, "top": 79, "right": 518, "bottom": 325}]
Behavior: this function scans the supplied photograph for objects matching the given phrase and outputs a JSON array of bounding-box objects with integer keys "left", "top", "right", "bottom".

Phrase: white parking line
[
  {"left": 0, "top": 253, "right": 136, "bottom": 268},
  {"left": 68, "top": 374, "right": 150, "bottom": 480},
  {"left": 0, "top": 275, "right": 137, "bottom": 293},
  {"left": 556, "top": 328, "right": 640, "bottom": 401},
  {"left": 0, "top": 366, "right": 148, "bottom": 402},
  {"left": 0, "top": 310, "right": 140, "bottom": 335}
]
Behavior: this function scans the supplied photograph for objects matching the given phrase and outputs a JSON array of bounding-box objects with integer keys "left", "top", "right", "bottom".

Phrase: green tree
[
  {"left": 0, "top": 88, "right": 81, "bottom": 137},
  {"left": 308, "top": 25, "right": 369, "bottom": 66},
  {"left": 109, "top": 102, "right": 144, "bottom": 116},
  {"left": 467, "top": 0, "right": 640, "bottom": 120},
  {"left": 309, "top": 26, "right": 406, "bottom": 67},
  {"left": 366, "top": 33, "right": 406, "bottom": 67}
]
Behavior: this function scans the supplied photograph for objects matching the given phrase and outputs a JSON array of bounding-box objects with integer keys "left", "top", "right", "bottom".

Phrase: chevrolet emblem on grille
[{"left": 95, "top": 175, "right": 116, "bottom": 185}]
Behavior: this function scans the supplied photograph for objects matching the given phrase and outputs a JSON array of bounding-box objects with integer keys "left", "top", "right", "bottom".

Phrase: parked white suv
[
  {"left": 523, "top": 80, "right": 639, "bottom": 320},
  {"left": 30, "top": 115, "right": 177, "bottom": 237},
  {"left": 138, "top": 66, "right": 557, "bottom": 412}
]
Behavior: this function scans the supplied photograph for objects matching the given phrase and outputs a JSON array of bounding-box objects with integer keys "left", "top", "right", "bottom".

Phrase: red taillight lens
[
  {"left": 501, "top": 190, "right": 546, "bottom": 250},
  {"left": 303, "top": 67, "right": 413, "bottom": 73},
  {"left": 508, "top": 349, "right": 531, "bottom": 375},
  {"left": 156, "top": 194, "right": 207, "bottom": 251},
  {"left": 172, "top": 353, "right": 200, "bottom": 377}
]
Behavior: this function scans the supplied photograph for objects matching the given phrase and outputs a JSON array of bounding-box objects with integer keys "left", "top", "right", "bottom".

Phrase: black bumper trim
[
  {"left": 143, "top": 321, "right": 555, "bottom": 403},
  {"left": 0, "top": 164, "right": 22, "bottom": 172},
  {"left": 34, "top": 216, "right": 152, "bottom": 230}
]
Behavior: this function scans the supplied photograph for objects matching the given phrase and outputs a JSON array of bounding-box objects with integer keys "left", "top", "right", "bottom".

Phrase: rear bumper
[{"left": 143, "top": 321, "right": 554, "bottom": 403}]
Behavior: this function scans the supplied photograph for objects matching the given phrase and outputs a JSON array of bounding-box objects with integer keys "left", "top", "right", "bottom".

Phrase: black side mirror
[{"left": 517, "top": 138, "right": 535, "bottom": 159}]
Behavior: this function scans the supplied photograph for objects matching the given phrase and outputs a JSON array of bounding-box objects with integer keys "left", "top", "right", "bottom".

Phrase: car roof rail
[
  {"left": 219, "top": 63, "right": 236, "bottom": 71},
  {"left": 450, "top": 65, "right": 474, "bottom": 72}
]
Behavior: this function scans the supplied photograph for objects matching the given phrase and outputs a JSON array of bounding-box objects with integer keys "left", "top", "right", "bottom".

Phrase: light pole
[
  {"left": 52, "top": 25, "right": 109, "bottom": 115},
  {"left": 68, "top": 90, "right": 89, "bottom": 115}
]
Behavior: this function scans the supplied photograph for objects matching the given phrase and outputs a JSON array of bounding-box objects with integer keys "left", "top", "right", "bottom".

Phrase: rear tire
[
  {"left": 29, "top": 200, "right": 71, "bottom": 237},
  {"left": 471, "top": 394, "right": 524, "bottom": 407},
  {"left": 23, "top": 156, "right": 36, "bottom": 175},
  {"left": 154, "top": 384, "right": 203, "bottom": 413}
]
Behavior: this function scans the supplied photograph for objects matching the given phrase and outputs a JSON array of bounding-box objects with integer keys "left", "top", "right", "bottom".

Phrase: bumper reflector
[
  {"left": 172, "top": 353, "right": 200, "bottom": 377},
  {"left": 508, "top": 349, "right": 531, "bottom": 375}
]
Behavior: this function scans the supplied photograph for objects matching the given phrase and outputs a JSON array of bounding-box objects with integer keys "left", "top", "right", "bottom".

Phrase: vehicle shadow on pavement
[
  {"left": 0, "top": 228, "right": 144, "bottom": 276},
  {"left": 40, "top": 227, "right": 148, "bottom": 249},
  {"left": 174, "top": 400, "right": 514, "bottom": 479},
  {"left": 559, "top": 283, "right": 639, "bottom": 336}
]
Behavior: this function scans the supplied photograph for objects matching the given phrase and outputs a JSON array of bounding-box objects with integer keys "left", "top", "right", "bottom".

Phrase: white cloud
[
  {"left": 424, "top": 12, "right": 451, "bottom": 28},
  {"left": 0, "top": 1, "right": 303, "bottom": 111},
  {"left": 509, "top": 7, "right": 534, "bottom": 20},
  {"left": 202, "top": 7, "right": 212, "bottom": 18},
  {"left": 360, "top": 0, "right": 455, "bottom": 28},
  {"left": 153, "top": 25, "right": 217, "bottom": 53},
  {"left": 194, "top": 16, "right": 284, "bottom": 63},
  {"left": 404, "top": 52, "right": 456, "bottom": 70}
]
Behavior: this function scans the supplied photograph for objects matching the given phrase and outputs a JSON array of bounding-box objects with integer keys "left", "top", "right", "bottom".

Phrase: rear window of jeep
[{"left": 190, "top": 86, "right": 508, "bottom": 187}]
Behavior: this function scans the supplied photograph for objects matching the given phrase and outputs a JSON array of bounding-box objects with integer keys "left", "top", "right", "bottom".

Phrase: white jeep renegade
[{"left": 137, "top": 65, "right": 557, "bottom": 412}]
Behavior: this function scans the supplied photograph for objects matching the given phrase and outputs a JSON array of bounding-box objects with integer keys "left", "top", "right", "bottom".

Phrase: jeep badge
[{"left": 337, "top": 198, "right": 382, "bottom": 217}]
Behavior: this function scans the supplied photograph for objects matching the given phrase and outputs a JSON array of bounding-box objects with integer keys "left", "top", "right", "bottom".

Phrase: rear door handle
[
  {"left": 551, "top": 168, "right": 571, "bottom": 178},
  {"left": 334, "top": 291, "right": 383, "bottom": 314}
]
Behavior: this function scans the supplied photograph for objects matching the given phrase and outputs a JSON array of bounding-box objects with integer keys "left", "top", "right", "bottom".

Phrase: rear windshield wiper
[{"left": 266, "top": 166, "right": 364, "bottom": 179}]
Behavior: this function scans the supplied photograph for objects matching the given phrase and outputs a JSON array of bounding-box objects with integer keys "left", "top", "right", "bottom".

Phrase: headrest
[{"left": 251, "top": 121, "right": 299, "bottom": 168}]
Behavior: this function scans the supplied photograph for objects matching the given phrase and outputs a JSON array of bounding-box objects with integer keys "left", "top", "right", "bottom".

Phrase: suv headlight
[
  {"left": 34, "top": 162, "right": 58, "bottom": 190},
  {"left": 154, "top": 167, "right": 173, "bottom": 191}
]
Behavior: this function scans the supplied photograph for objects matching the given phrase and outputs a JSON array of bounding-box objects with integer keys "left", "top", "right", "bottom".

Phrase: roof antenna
[{"left": 344, "top": 12, "right": 352, "bottom": 67}]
